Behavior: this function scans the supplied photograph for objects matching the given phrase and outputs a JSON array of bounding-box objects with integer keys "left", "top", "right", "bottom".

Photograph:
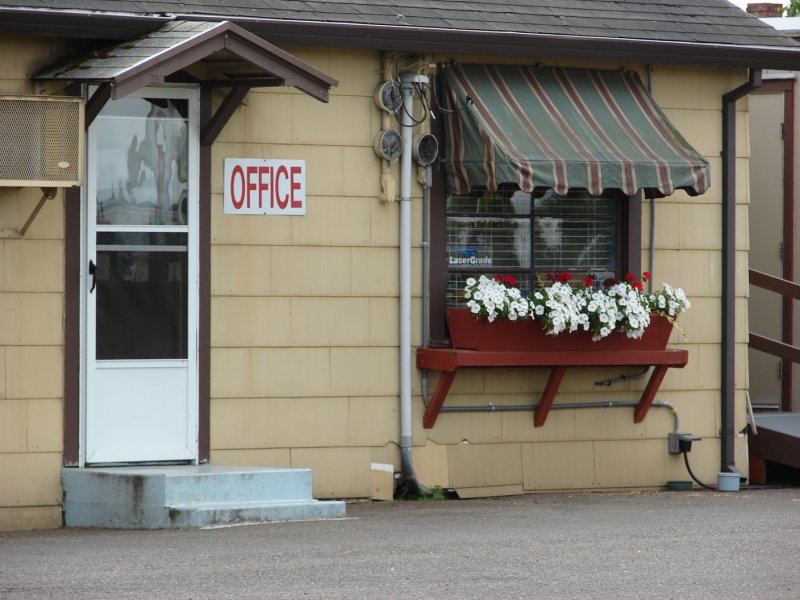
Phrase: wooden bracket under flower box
[{"left": 416, "top": 348, "right": 689, "bottom": 429}]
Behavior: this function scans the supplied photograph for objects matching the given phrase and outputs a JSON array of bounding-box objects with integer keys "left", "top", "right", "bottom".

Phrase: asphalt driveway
[{"left": 2, "top": 488, "right": 799, "bottom": 599}]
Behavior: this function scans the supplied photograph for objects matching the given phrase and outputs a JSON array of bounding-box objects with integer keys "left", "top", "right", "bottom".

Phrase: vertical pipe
[
  {"left": 400, "top": 74, "right": 413, "bottom": 471},
  {"left": 398, "top": 72, "right": 429, "bottom": 495},
  {"left": 782, "top": 84, "right": 795, "bottom": 412},
  {"left": 721, "top": 69, "right": 761, "bottom": 473}
]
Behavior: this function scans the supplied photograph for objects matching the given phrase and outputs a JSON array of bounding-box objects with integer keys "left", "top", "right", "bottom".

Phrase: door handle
[{"left": 89, "top": 259, "right": 97, "bottom": 293}]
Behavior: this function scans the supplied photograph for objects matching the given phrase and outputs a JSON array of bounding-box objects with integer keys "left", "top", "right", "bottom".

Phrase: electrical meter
[
  {"left": 413, "top": 134, "right": 439, "bottom": 166},
  {"left": 373, "top": 81, "right": 403, "bottom": 113},
  {"left": 373, "top": 129, "right": 403, "bottom": 161}
]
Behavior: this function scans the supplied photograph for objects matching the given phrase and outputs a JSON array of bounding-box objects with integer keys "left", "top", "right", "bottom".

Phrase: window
[
  {"left": 427, "top": 168, "right": 641, "bottom": 344},
  {"left": 445, "top": 185, "right": 626, "bottom": 305}
]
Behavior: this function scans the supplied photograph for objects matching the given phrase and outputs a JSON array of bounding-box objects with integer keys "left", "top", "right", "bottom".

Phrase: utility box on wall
[{"left": 0, "top": 95, "right": 84, "bottom": 187}]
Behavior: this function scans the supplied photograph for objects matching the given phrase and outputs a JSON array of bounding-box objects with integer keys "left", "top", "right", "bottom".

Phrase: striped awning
[{"left": 441, "top": 64, "right": 710, "bottom": 197}]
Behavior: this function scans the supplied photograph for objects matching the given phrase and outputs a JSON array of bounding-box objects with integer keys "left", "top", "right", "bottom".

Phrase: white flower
[{"left": 461, "top": 272, "right": 689, "bottom": 341}]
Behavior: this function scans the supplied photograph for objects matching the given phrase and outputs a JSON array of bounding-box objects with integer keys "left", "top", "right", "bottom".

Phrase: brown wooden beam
[
  {"left": 749, "top": 424, "right": 800, "bottom": 470},
  {"left": 63, "top": 187, "right": 81, "bottom": 466},
  {"left": 201, "top": 78, "right": 281, "bottom": 87},
  {"left": 750, "top": 332, "right": 800, "bottom": 365},
  {"left": 417, "top": 347, "right": 688, "bottom": 428},
  {"left": 200, "top": 85, "right": 250, "bottom": 146},
  {"left": 85, "top": 83, "right": 111, "bottom": 128},
  {"left": 534, "top": 367, "right": 566, "bottom": 427},
  {"left": 422, "top": 371, "right": 456, "bottom": 429},
  {"left": 634, "top": 364, "right": 669, "bottom": 424},
  {"left": 749, "top": 268, "right": 800, "bottom": 300}
]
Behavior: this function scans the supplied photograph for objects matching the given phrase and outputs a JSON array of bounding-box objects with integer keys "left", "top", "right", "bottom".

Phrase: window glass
[
  {"left": 95, "top": 97, "right": 189, "bottom": 226},
  {"left": 95, "top": 232, "right": 188, "bottom": 360},
  {"left": 445, "top": 186, "right": 620, "bottom": 305}
]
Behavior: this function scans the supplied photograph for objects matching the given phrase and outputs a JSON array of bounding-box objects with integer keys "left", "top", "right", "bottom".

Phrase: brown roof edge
[
  {"left": 220, "top": 21, "right": 337, "bottom": 88},
  {"left": 234, "top": 19, "right": 800, "bottom": 71},
  {"left": 5, "top": 8, "right": 800, "bottom": 71}
]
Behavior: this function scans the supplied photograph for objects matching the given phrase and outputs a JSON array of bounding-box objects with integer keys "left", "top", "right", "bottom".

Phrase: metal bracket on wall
[{"left": 0, "top": 187, "right": 58, "bottom": 238}]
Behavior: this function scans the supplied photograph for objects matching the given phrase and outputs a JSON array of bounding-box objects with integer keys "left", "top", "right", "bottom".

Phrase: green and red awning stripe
[{"left": 441, "top": 64, "right": 710, "bottom": 197}]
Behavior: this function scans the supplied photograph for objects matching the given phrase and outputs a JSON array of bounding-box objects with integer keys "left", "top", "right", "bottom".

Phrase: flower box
[{"left": 446, "top": 307, "right": 674, "bottom": 352}]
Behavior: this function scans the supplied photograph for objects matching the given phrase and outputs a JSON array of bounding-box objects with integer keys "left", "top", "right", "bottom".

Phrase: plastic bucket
[{"left": 717, "top": 472, "right": 740, "bottom": 492}]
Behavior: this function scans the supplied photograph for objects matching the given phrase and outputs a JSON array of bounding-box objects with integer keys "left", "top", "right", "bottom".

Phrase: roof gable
[{"left": 33, "top": 20, "right": 338, "bottom": 102}]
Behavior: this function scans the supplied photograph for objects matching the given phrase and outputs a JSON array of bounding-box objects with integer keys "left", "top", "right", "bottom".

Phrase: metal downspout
[
  {"left": 398, "top": 72, "right": 429, "bottom": 496},
  {"left": 721, "top": 69, "right": 762, "bottom": 474}
]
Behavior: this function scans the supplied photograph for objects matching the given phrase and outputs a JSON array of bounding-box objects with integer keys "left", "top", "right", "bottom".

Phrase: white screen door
[{"left": 84, "top": 87, "right": 199, "bottom": 464}]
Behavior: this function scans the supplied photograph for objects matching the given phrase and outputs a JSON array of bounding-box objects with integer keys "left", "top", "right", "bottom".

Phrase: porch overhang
[{"left": 32, "top": 20, "right": 338, "bottom": 102}]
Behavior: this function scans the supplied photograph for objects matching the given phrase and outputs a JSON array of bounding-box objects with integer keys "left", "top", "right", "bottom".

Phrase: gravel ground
[{"left": 2, "top": 488, "right": 799, "bottom": 599}]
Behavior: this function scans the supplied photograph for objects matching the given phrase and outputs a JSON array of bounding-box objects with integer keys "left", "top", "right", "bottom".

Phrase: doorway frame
[
  {"left": 64, "top": 84, "right": 210, "bottom": 467},
  {"left": 751, "top": 78, "right": 795, "bottom": 412}
]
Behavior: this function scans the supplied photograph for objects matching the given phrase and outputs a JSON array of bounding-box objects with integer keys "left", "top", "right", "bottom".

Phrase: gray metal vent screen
[{"left": 0, "top": 96, "right": 84, "bottom": 187}]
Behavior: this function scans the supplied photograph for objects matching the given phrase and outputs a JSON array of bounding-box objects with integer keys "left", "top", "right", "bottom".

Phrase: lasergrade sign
[{"left": 223, "top": 158, "right": 306, "bottom": 215}]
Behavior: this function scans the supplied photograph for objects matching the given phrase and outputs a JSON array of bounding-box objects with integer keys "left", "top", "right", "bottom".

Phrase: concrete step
[{"left": 62, "top": 465, "right": 346, "bottom": 529}]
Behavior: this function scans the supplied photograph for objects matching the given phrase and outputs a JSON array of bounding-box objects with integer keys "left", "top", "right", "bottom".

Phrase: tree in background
[{"left": 782, "top": 1, "right": 800, "bottom": 16}]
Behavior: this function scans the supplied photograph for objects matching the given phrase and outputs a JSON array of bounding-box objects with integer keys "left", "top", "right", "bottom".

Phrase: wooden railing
[
  {"left": 749, "top": 269, "right": 800, "bottom": 411},
  {"left": 749, "top": 269, "right": 800, "bottom": 363}
]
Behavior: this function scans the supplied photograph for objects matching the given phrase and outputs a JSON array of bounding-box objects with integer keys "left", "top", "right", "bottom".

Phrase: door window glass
[
  {"left": 95, "top": 232, "right": 188, "bottom": 360},
  {"left": 94, "top": 98, "right": 189, "bottom": 226}
]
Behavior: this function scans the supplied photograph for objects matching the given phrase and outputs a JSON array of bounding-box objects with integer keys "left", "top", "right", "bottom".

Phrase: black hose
[{"left": 683, "top": 451, "right": 717, "bottom": 490}]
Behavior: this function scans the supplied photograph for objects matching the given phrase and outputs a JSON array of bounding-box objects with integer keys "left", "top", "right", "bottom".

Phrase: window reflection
[{"left": 95, "top": 98, "right": 188, "bottom": 226}]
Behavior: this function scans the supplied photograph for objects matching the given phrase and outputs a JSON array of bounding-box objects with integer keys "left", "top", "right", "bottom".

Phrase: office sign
[{"left": 224, "top": 158, "right": 306, "bottom": 215}]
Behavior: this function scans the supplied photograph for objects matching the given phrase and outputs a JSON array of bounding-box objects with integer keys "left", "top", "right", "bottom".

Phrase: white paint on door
[{"left": 83, "top": 86, "right": 199, "bottom": 464}]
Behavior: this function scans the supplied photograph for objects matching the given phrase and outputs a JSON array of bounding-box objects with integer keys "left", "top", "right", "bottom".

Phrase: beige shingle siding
[
  {"left": 0, "top": 37, "right": 751, "bottom": 525},
  {"left": 0, "top": 35, "right": 69, "bottom": 532}
]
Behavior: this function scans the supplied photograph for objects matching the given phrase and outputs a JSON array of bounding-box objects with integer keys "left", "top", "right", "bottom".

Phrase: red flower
[
  {"left": 604, "top": 277, "right": 619, "bottom": 288},
  {"left": 632, "top": 282, "right": 643, "bottom": 291},
  {"left": 625, "top": 273, "right": 636, "bottom": 282},
  {"left": 582, "top": 277, "right": 594, "bottom": 287},
  {"left": 546, "top": 272, "right": 556, "bottom": 282},
  {"left": 493, "top": 274, "right": 518, "bottom": 287},
  {"left": 556, "top": 272, "right": 572, "bottom": 283},
  {"left": 642, "top": 271, "right": 651, "bottom": 281}
]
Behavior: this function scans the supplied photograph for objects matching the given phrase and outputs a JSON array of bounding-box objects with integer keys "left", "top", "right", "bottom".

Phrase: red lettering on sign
[
  {"left": 226, "top": 159, "right": 305, "bottom": 214},
  {"left": 246, "top": 166, "right": 258, "bottom": 209},
  {"left": 290, "top": 166, "right": 302, "bottom": 208},
  {"left": 270, "top": 166, "right": 276, "bottom": 208},
  {"left": 258, "top": 166, "right": 269, "bottom": 209},
  {"left": 231, "top": 165, "right": 245, "bottom": 209},
  {"left": 276, "top": 165, "right": 289, "bottom": 209}
]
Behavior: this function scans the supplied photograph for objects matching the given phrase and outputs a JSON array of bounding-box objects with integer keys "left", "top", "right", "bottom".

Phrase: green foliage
[
  {"left": 413, "top": 485, "right": 446, "bottom": 501},
  {"left": 431, "top": 485, "right": 446, "bottom": 501},
  {"left": 782, "top": 1, "right": 800, "bottom": 17}
]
